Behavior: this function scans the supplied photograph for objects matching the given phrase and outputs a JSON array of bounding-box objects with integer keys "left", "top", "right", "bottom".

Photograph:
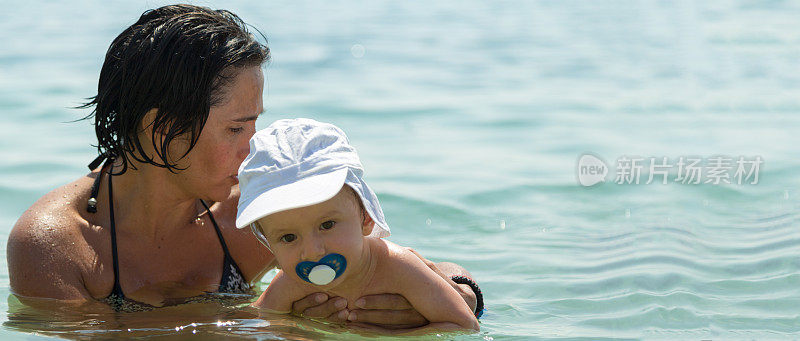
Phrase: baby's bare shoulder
[{"left": 369, "top": 238, "right": 428, "bottom": 274}]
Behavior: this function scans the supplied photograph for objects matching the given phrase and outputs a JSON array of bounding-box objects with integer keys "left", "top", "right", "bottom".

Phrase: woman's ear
[
  {"left": 361, "top": 211, "right": 375, "bottom": 236},
  {"left": 136, "top": 108, "right": 162, "bottom": 161},
  {"left": 139, "top": 108, "right": 191, "bottom": 166},
  {"left": 140, "top": 108, "right": 159, "bottom": 136}
]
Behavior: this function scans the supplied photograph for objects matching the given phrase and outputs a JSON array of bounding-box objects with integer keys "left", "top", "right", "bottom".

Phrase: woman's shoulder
[
  {"left": 12, "top": 173, "right": 95, "bottom": 237},
  {"left": 8, "top": 173, "right": 99, "bottom": 299}
]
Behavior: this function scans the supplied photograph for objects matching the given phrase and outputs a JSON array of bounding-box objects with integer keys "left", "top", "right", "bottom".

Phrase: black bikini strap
[
  {"left": 88, "top": 152, "right": 108, "bottom": 171},
  {"left": 87, "top": 157, "right": 112, "bottom": 213},
  {"left": 199, "top": 199, "right": 233, "bottom": 257},
  {"left": 108, "top": 164, "right": 124, "bottom": 297}
]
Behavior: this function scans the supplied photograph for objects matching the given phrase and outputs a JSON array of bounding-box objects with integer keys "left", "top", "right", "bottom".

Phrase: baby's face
[{"left": 254, "top": 186, "right": 373, "bottom": 285}]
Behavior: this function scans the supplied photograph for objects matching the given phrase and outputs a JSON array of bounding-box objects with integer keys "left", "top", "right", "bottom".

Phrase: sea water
[{"left": 1, "top": 0, "right": 799, "bottom": 339}]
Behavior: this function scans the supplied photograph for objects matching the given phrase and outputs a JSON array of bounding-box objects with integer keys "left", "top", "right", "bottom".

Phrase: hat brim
[{"left": 236, "top": 168, "right": 349, "bottom": 228}]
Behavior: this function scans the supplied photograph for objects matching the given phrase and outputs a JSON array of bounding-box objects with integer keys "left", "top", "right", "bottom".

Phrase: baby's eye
[
  {"left": 320, "top": 220, "right": 335, "bottom": 230},
  {"left": 279, "top": 234, "right": 297, "bottom": 243}
]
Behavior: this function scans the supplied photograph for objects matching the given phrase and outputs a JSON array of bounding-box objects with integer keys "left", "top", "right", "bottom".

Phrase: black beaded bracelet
[{"left": 451, "top": 275, "right": 484, "bottom": 319}]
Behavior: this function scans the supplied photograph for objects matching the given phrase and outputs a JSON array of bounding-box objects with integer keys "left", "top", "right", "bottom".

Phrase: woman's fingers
[
  {"left": 291, "top": 293, "right": 348, "bottom": 319},
  {"left": 327, "top": 308, "right": 350, "bottom": 323},
  {"left": 347, "top": 308, "right": 428, "bottom": 328},
  {"left": 290, "top": 292, "right": 328, "bottom": 316},
  {"left": 348, "top": 293, "right": 426, "bottom": 327}
]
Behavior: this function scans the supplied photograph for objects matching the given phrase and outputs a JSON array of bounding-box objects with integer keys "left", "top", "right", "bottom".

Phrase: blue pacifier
[{"left": 295, "top": 253, "right": 347, "bottom": 285}]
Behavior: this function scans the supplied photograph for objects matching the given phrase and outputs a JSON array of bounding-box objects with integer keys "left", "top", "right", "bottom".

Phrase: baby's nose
[{"left": 300, "top": 237, "right": 326, "bottom": 261}]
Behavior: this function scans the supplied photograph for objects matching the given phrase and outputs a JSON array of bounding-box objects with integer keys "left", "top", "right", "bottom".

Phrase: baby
[{"left": 235, "top": 118, "right": 479, "bottom": 333}]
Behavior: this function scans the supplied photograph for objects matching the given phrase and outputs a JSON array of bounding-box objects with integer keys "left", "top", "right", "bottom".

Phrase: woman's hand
[
  {"left": 290, "top": 293, "right": 350, "bottom": 322},
  {"left": 290, "top": 292, "right": 428, "bottom": 328},
  {"left": 345, "top": 294, "right": 429, "bottom": 329}
]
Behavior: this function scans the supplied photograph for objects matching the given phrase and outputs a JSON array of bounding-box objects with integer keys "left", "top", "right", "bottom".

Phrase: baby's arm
[
  {"left": 252, "top": 270, "right": 312, "bottom": 314},
  {"left": 385, "top": 247, "right": 480, "bottom": 333}
]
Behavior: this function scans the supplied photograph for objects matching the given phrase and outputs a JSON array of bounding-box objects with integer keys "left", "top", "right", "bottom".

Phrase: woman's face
[{"left": 171, "top": 65, "right": 264, "bottom": 202}]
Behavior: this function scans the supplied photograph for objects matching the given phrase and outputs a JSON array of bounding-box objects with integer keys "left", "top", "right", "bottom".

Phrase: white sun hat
[{"left": 235, "top": 118, "right": 390, "bottom": 238}]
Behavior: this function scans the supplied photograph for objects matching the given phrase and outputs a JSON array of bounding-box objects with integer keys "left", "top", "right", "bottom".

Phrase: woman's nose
[
  {"left": 236, "top": 124, "right": 256, "bottom": 161},
  {"left": 236, "top": 142, "right": 250, "bottom": 161}
]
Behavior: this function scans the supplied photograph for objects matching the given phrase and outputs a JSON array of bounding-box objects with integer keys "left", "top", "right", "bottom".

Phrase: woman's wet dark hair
[{"left": 81, "top": 4, "right": 270, "bottom": 174}]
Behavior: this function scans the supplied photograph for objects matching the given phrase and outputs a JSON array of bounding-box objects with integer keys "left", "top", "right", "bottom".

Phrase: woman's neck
[{"left": 106, "top": 159, "right": 203, "bottom": 242}]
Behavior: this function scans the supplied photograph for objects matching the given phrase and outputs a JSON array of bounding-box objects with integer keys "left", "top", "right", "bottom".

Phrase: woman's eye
[
  {"left": 279, "top": 234, "right": 296, "bottom": 243},
  {"left": 320, "top": 220, "right": 335, "bottom": 230}
]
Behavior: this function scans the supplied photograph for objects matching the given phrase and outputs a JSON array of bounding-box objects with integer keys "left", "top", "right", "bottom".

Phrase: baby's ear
[{"left": 361, "top": 212, "right": 374, "bottom": 236}]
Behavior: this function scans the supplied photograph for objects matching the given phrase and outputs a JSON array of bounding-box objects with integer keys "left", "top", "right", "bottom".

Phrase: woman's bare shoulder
[
  {"left": 12, "top": 174, "right": 95, "bottom": 240},
  {"left": 8, "top": 173, "right": 99, "bottom": 299}
]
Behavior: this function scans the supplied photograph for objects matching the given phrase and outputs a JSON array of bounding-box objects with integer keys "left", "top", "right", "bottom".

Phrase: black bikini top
[{"left": 87, "top": 156, "right": 250, "bottom": 311}]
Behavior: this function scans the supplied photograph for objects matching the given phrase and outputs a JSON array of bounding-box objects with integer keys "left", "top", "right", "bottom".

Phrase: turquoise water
[{"left": 2, "top": 0, "right": 800, "bottom": 339}]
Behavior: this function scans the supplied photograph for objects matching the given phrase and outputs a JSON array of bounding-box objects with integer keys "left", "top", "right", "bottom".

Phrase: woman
[{"left": 7, "top": 4, "right": 479, "bottom": 328}]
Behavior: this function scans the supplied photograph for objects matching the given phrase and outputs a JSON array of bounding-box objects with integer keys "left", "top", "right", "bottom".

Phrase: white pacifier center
[{"left": 308, "top": 264, "right": 337, "bottom": 285}]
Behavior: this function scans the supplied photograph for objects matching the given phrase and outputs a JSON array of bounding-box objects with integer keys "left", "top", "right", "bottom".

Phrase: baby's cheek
[
  {"left": 275, "top": 254, "right": 297, "bottom": 272},
  {"left": 283, "top": 261, "right": 306, "bottom": 283},
  {"left": 334, "top": 237, "right": 363, "bottom": 259}
]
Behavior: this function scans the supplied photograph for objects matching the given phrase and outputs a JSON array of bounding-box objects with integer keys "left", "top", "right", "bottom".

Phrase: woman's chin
[{"left": 203, "top": 185, "right": 234, "bottom": 203}]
